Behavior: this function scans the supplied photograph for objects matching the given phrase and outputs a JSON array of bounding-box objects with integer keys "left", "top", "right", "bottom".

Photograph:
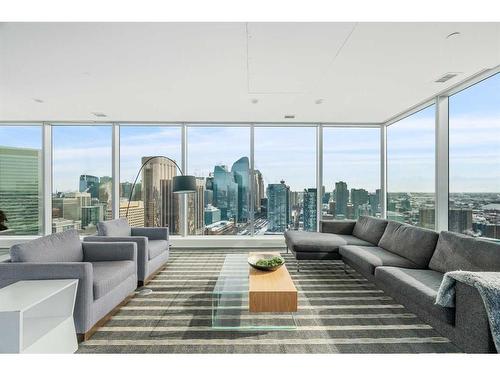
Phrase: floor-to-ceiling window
[
  {"left": 187, "top": 126, "right": 251, "bottom": 235},
  {"left": 0, "top": 125, "right": 43, "bottom": 235},
  {"left": 322, "top": 127, "right": 381, "bottom": 221},
  {"left": 449, "top": 73, "right": 500, "bottom": 239},
  {"left": 52, "top": 125, "right": 112, "bottom": 235},
  {"left": 120, "top": 125, "right": 182, "bottom": 234},
  {"left": 387, "top": 105, "right": 436, "bottom": 229},
  {"left": 254, "top": 126, "right": 316, "bottom": 233}
]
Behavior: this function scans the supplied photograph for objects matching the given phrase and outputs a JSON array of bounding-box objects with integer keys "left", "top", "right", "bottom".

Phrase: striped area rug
[{"left": 77, "top": 249, "right": 460, "bottom": 353}]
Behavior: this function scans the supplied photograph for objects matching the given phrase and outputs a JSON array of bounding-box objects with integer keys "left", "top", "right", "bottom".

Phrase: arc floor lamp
[{"left": 125, "top": 156, "right": 196, "bottom": 295}]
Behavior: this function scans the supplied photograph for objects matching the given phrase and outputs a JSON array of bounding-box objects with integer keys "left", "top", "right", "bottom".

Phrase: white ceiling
[{"left": 0, "top": 22, "right": 499, "bottom": 123}]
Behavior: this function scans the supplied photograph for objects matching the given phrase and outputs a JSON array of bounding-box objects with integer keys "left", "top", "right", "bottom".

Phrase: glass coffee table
[{"left": 212, "top": 253, "right": 297, "bottom": 330}]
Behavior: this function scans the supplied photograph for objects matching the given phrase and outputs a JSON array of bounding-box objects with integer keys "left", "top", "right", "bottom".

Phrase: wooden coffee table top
[
  {"left": 248, "top": 252, "right": 297, "bottom": 313},
  {"left": 249, "top": 252, "right": 297, "bottom": 292}
]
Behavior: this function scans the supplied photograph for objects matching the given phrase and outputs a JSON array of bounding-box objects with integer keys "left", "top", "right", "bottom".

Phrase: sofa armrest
[
  {"left": 0, "top": 262, "right": 94, "bottom": 333},
  {"left": 454, "top": 280, "right": 496, "bottom": 353},
  {"left": 131, "top": 227, "right": 169, "bottom": 241},
  {"left": 82, "top": 241, "right": 137, "bottom": 263},
  {"left": 321, "top": 220, "right": 356, "bottom": 234}
]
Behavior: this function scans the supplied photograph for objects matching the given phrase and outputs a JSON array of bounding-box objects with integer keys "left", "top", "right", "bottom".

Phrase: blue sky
[{"left": 1, "top": 74, "right": 498, "bottom": 193}]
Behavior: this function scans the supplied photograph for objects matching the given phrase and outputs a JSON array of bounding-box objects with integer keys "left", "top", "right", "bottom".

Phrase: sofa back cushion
[
  {"left": 352, "top": 216, "right": 388, "bottom": 245},
  {"left": 429, "top": 231, "right": 500, "bottom": 273},
  {"left": 378, "top": 221, "right": 439, "bottom": 268},
  {"left": 97, "top": 218, "right": 131, "bottom": 237},
  {"left": 10, "top": 229, "right": 83, "bottom": 263}
]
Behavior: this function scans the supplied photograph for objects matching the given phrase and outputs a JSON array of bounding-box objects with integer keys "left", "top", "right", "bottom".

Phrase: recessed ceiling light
[
  {"left": 284, "top": 114, "right": 295, "bottom": 119},
  {"left": 251, "top": 98, "right": 259, "bottom": 104},
  {"left": 33, "top": 98, "right": 44, "bottom": 103},
  {"left": 315, "top": 99, "right": 324, "bottom": 105},
  {"left": 446, "top": 32, "right": 461, "bottom": 39},
  {"left": 434, "top": 73, "right": 460, "bottom": 83},
  {"left": 91, "top": 112, "right": 107, "bottom": 117}
]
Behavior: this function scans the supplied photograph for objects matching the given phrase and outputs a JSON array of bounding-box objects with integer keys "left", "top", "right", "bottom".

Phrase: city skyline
[{"left": 1, "top": 112, "right": 498, "bottom": 194}]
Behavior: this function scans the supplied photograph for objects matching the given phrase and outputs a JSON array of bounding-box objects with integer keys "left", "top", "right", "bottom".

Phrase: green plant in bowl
[{"left": 248, "top": 254, "right": 285, "bottom": 271}]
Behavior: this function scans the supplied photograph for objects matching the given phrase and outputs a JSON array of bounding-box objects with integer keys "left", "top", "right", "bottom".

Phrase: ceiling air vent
[
  {"left": 435, "top": 73, "right": 459, "bottom": 83},
  {"left": 284, "top": 114, "right": 295, "bottom": 119},
  {"left": 91, "top": 112, "right": 107, "bottom": 117}
]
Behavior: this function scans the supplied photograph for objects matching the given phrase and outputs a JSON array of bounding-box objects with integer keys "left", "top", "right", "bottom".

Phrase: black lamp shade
[{"left": 172, "top": 175, "right": 197, "bottom": 194}]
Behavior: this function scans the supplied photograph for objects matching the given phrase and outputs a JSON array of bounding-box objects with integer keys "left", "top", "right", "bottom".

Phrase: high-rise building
[
  {"left": 266, "top": 180, "right": 290, "bottom": 233},
  {"left": 346, "top": 203, "right": 354, "bottom": 219},
  {"left": 253, "top": 169, "right": 265, "bottom": 213},
  {"left": 335, "top": 181, "right": 349, "bottom": 218},
  {"left": 79, "top": 175, "right": 100, "bottom": 198},
  {"left": 117, "top": 200, "right": 145, "bottom": 227},
  {"left": 188, "top": 177, "right": 205, "bottom": 235},
  {"left": 449, "top": 208, "right": 473, "bottom": 234},
  {"left": 419, "top": 207, "right": 435, "bottom": 229},
  {"left": 52, "top": 191, "right": 92, "bottom": 223},
  {"left": 0, "top": 146, "right": 42, "bottom": 235},
  {"left": 482, "top": 224, "right": 500, "bottom": 239},
  {"left": 212, "top": 165, "right": 238, "bottom": 221},
  {"left": 81, "top": 205, "right": 104, "bottom": 229},
  {"left": 231, "top": 157, "right": 250, "bottom": 222},
  {"left": 351, "top": 188, "right": 369, "bottom": 218},
  {"left": 204, "top": 204, "right": 221, "bottom": 225},
  {"left": 52, "top": 218, "right": 81, "bottom": 233},
  {"left": 369, "top": 189, "right": 381, "bottom": 216},
  {"left": 303, "top": 188, "right": 317, "bottom": 231},
  {"left": 142, "top": 156, "right": 180, "bottom": 233},
  {"left": 328, "top": 201, "right": 336, "bottom": 215}
]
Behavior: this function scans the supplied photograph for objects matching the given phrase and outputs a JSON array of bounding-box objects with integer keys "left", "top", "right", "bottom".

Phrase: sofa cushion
[
  {"left": 284, "top": 231, "right": 373, "bottom": 253},
  {"left": 374, "top": 266, "right": 454, "bottom": 324},
  {"left": 92, "top": 260, "right": 135, "bottom": 300},
  {"left": 148, "top": 240, "right": 168, "bottom": 260},
  {"left": 10, "top": 229, "right": 83, "bottom": 263},
  {"left": 378, "top": 221, "right": 439, "bottom": 268},
  {"left": 97, "top": 218, "right": 131, "bottom": 237},
  {"left": 340, "top": 245, "right": 419, "bottom": 276},
  {"left": 352, "top": 216, "right": 388, "bottom": 245},
  {"left": 429, "top": 231, "right": 500, "bottom": 273}
]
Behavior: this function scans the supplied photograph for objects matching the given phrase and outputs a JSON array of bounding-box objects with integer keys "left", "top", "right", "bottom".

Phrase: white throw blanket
[{"left": 435, "top": 271, "right": 500, "bottom": 353}]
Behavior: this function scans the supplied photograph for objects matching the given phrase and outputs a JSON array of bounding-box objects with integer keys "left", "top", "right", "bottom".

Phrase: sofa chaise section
[
  {"left": 284, "top": 216, "right": 388, "bottom": 270},
  {"left": 84, "top": 218, "right": 169, "bottom": 286},
  {"left": 0, "top": 229, "right": 137, "bottom": 341}
]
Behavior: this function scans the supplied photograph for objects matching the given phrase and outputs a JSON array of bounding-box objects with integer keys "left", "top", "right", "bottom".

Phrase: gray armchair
[
  {"left": 0, "top": 229, "right": 137, "bottom": 341},
  {"left": 84, "top": 218, "right": 170, "bottom": 286}
]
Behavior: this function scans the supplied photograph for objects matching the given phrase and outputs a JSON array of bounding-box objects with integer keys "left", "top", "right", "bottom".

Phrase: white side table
[{"left": 0, "top": 279, "right": 79, "bottom": 353}]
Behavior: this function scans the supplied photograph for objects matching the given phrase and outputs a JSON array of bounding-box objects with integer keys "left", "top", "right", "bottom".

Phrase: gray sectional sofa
[
  {"left": 84, "top": 218, "right": 170, "bottom": 286},
  {"left": 284, "top": 216, "right": 500, "bottom": 353},
  {"left": 0, "top": 229, "right": 138, "bottom": 341}
]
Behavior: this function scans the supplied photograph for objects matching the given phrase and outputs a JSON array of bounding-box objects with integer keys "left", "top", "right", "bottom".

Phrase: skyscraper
[
  {"left": 334, "top": 181, "right": 348, "bottom": 218},
  {"left": 79, "top": 175, "right": 99, "bottom": 198},
  {"left": 303, "top": 188, "right": 317, "bottom": 231},
  {"left": 231, "top": 156, "right": 250, "bottom": 222},
  {"left": 419, "top": 207, "right": 435, "bottom": 229},
  {"left": 369, "top": 189, "right": 381, "bottom": 216},
  {"left": 142, "top": 156, "right": 180, "bottom": 233},
  {"left": 449, "top": 208, "right": 473, "bottom": 234},
  {"left": 267, "top": 180, "right": 290, "bottom": 233},
  {"left": 204, "top": 204, "right": 221, "bottom": 225},
  {"left": 0, "top": 146, "right": 42, "bottom": 235},
  {"left": 188, "top": 177, "right": 205, "bottom": 235},
  {"left": 212, "top": 165, "right": 238, "bottom": 221},
  {"left": 253, "top": 169, "right": 265, "bottom": 214},
  {"left": 351, "top": 188, "right": 369, "bottom": 219}
]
